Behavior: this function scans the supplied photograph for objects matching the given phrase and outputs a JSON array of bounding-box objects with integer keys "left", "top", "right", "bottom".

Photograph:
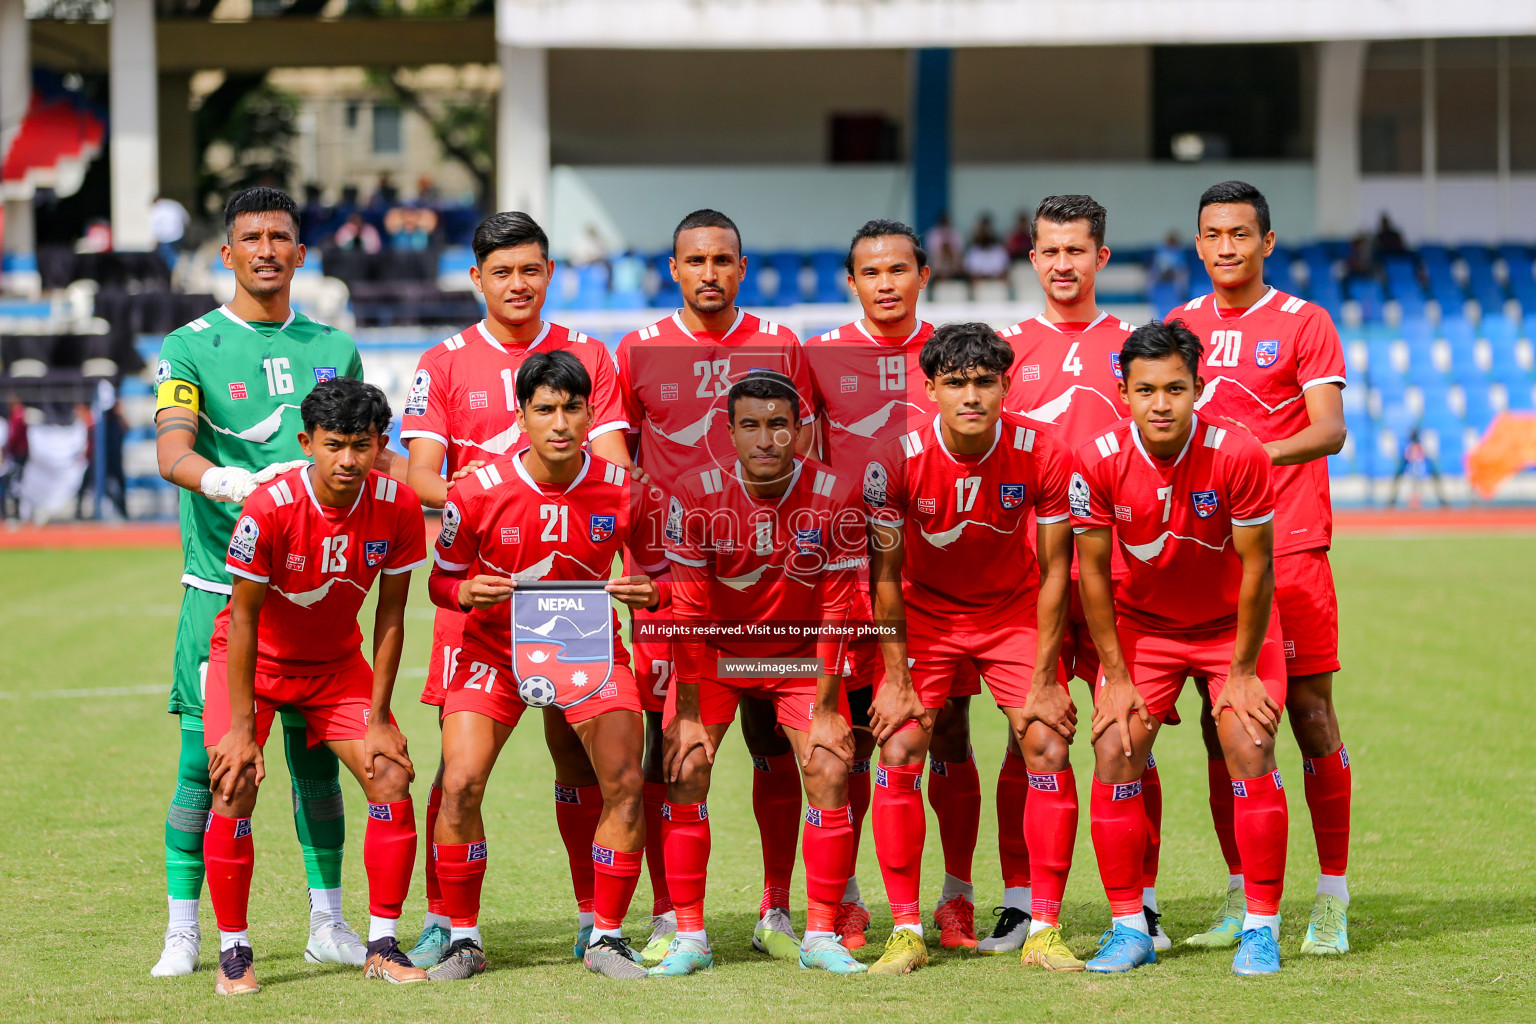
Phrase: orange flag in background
[{"left": 1467, "top": 412, "right": 1536, "bottom": 499}]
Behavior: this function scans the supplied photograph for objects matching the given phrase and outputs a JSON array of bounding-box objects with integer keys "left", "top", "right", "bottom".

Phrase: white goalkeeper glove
[{"left": 200, "top": 460, "right": 309, "bottom": 503}]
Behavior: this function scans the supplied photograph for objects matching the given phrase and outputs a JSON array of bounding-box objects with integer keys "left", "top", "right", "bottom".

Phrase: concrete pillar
[
  {"left": 1313, "top": 40, "right": 1366, "bottom": 238},
  {"left": 910, "top": 48, "right": 952, "bottom": 237},
  {"left": 109, "top": 0, "right": 158, "bottom": 251},
  {"left": 157, "top": 73, "right": 197, "bottom": 214},
  {"left": 497, "top": 44, "right": 549, "bottom": 221},
  {"left": 1, "top": 0, "right": 37, "bottom": 293}
]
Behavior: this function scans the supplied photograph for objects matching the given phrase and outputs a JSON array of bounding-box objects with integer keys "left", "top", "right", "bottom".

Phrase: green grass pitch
[{"left": 1, "top": 536, "right": 1531, "bottom": 1023}]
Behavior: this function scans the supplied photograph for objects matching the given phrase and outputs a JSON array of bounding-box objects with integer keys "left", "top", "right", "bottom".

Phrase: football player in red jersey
[
  {"left": 861, "top": 323, "right": 1075, "bottom": 975},
  {"left": 202, "top": 379, "right": 428, "bottom": 995},
  {"left": 426, "top": 350, "right": 664, "bottom": 982},
  {"left": 615, "top": 209, "right": 818, "bottom": 963},
  {"left": 803, "top": 220, "right": 983, "bottom": 951},
  {"left": 1072, "top": 320, "right": 1288, "bottom": 977},
  {"left": 648, "top": 372, "right": 866, "bottom": 976},
  {"left": 398, "top": 212, "right": 636, "bottom": 967},
  {"left": 1174, "top": 181, "right": 1352, "bottom": 956},
  {"left": 994, "top": 196, "right": 1169, "bottom": 952}
]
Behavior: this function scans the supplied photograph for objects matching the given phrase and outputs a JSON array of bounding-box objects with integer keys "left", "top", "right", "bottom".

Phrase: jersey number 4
[{"left": 1062, "top": 342, "right": 1084, "bottom": 376}]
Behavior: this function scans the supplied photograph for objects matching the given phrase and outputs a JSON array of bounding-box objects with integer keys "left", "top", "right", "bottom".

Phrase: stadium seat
[
  {"left": 1460, "top": 380, "right": 1496, "bottom": 431},
  {"left": 737, "top": 251, "right": 768, "bottom": 307},
  {"left": 436, "top": 246, "right": 476, "bottom": 291},
  {"left": 1347, "top": 277, "right": 1386, "bottom": 323},
  {"left": 1149, "top": 282, "right": 1185, "bottom": 320},
  {"left": 1460, "top": 246, "right": 1506, "bottom": 312},
  {"left": 768, "top": 251, "right": 805, "bottom": 305},
  {"left": 571, "top": 263, "right": 610, "bottom": 310},
  {"left": 1267, "top": 246, "right": 1297, "bottom": 295},
  {"left": 809, "top": 250, "right": 849, "bottom": 304}
]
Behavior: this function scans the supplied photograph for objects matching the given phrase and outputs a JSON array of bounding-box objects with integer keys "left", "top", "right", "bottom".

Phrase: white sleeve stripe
[
  {"left": 400, "top": 430, "right": 450, "bottom": 445},
  {"left": 432, "top": 552, "right": 471, "bottom": 571},
  {"left": 663, "top": 551, "right": 707, "bottom": 567},
  {"left": 1231, "top": 512, "right": 1275, "bottom": 526},
  {"left": 1035, "top": 514, "right": 1070, "bottom": 524},
  {"left": 636, "top": 559, "right": 670, "bottom": 574},
  {"left": 871, "top": 515, "right": 906, "bottom": 527},
  {"left": 226, "top": 565, "right": 270, "bottom": 583},
  {"left": 588, "top": 420, "right": 631, "bottom": 438},
  {"left": 382, "top": 556, "right": 430, "bottom": 575},
  {"left": 1301, "top": 376, "right": 1347, "bottom": 391}
]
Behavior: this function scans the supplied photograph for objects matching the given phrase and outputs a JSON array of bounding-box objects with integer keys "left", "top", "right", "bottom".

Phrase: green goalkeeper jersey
[{"left": 155, "top": 304, "right": 364, "bottom": 593}]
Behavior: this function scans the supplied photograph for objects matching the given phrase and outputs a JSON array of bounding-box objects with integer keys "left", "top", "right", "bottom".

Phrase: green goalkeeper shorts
[{"left": 168, "top": 584, "right": 300, "bottom": 729}]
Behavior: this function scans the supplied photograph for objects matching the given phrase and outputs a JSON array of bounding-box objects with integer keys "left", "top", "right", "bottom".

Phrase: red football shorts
[
  {"left": 204, "top": 655, "right": 389, "bottom": 748},
  {"left": 663, "top": 658, "right": 851, "bottom": 732},
  {"left": 1106, "top": 612, "right": 1287, "bottom": 722},
  {"left": 1274, "top": 548, "right": 1341, "bottom": 676},
  {"left": 420, "top": 606, "right": 466, "bottom": 708},
  {"left": 442, "top": 635, "right": 641, "bottom": 728},
  {"left": 630, "top": 603, "right": 672, "bottom": 714},
  {"left": 843, "top": 584, "right": 984, "bottom": 698},
  {"left": 896, "top": 606, "right": 1057, "bottom": 710}
]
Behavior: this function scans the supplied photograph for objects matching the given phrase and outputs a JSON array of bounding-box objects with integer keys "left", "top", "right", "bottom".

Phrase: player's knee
[
  {"left": 1022, "top": 729, "right": 1070, "bottom": 771},
  {"left": 440, "top": 763, "right": 488, "bottom": 814},
  {"left": 880, "top": 727, "right": 928, "bottom": 767},
  {"left": 365, "top": 759, "right": 412, "bottom": 803}
]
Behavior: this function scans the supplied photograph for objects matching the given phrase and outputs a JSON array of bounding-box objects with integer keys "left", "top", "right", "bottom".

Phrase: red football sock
[
  {"left": 996, "top": 750, "right": 1031, "bottom": 889},
  {"left": 1233, "top": 770, "right": 1288, "bottom": 916},
  {"left": 872, "top": 762, "right": 925, "bottom": 926},
  {"left": 752, "top": 753, "right": 801, "bottom": 912},
  {"left": 434, "top": 839, "right": 488, "bottom": 928},
  {"left": 803, "top": 804, "right": 855, "bottom": 933},
  {"left": 364, "top": 799, "right": 416, "bottom": 919},
  {"left": 423, "top": 786, "right": 445, "bottom": 916},
  {"left": 1023, "top": 769, "right": 1077, "bottom": 926},
  {"left": 592, "top": 845, "right": 643, "bottom": 932},
  {"left": 1208, "top": 758, "right": 1243, "bottom": 874},
  {"left": 1090, "top": 777, "right": 1146, "bottom": 918},
  {"left": 661, "top": 801, "right": 710, "bottom": 933},
  {"left": 204, "top": 813, "right": 254, "bottom": 933},
  {"left": 848, "top": 758, "right": 872, "bottom": 868},
  {"left": 927, "top": 754, "right": 980, "bottom": 886},
  {"left": 642, "top": 781, "right": 672, "bottom": 915},
  {"left": 1303, "top": 745, "right": 1351, "bottom": 877},
  {"left": 1141, "top": 755, "right": 1163, "bottom": 888},
  {"left": 555, "top": 782, "right": 602, "bottom": 914}
]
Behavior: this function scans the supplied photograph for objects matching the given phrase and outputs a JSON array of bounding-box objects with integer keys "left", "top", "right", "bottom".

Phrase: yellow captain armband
[{"left": 156, "top": 379, "right": 201, "bottom": 415}]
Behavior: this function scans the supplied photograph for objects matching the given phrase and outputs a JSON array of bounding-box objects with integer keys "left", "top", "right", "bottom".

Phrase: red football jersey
[
  {"left": 399, "top": 319, "right": 627, "bottom": 477},
  {"left": 1172, "top": 288, "right": 1346, "bottom": 556},
  {"left": 999, "top": 312, "right": 1134, "bottom": 445},
  {"left": 430, "top": 452, "right": 666, "bottom": 669},
  {"left": 866, "top": 411, "right": 1071, "bottom": 628},
  {"left": 664, "top": 456, "right": 864, "bottom": 661},
  {"left": 216, "top": 468, "right": 427, "bottom": 674},
  {"left": 1070, "top": 415, "right": 1275, "bottom": 637},
  {"left": 802, "top": 319, "right": 936, "bottom": 483},
  {"left": 616, "top": 309, "right": 816, "bottom": 490}
]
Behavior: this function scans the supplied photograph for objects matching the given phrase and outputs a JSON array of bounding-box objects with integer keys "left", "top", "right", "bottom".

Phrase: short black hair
[
  {"left": 1122, "top": 319, "right": 1204, "bottom": 379},
  {"left": 473, "top": 211, "right": 550, "bottom": 264},
  {"left": 1197, "top": 180, "right": 1271, "bottom": 237},
  {"left": 224, "top": 187, "right": 299, "bottom": 241},
  {"left": 919, "top": 322, "right": 1016, "bottom": 380},
  {"left": 301, "top": 377, "right": 392, "bottom": 436},
  {"left": 844, "top": 218, "right": 928, "bottom": 276},
  {"left": 728, "top": 370, "right": 801, "bottom": 424},
  {"left": 516, "top": 349, "right": 591, "bottom": 409},
  {"left": 1032, "top": 194, "right": 1108, "bottom": 248},
  {"left": 673, "top": 208, "right": 741, "bottom": 256}
]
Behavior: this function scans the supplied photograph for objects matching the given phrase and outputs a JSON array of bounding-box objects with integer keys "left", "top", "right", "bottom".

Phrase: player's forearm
[
  {"left": 813, "top": 570, "right": 856, "bottom": 686},
  {"left": 590, "top": 430, "right": 631, "bottom": 469},
  {"left": 1076, "top": 532, "right": 1126, "bottom": 681},
  {"left": 813, "top": 671, "right": 843, "bottom": 714},
  {"left": 1034, "top": 570, "right": 1070, "bottom": 682},
  {"left": 226, "top": 620, "right": 260, "bottom": 730},
  {"left": 370, "top": 607, "right": 407, "bottom": 716},
  {"left": 407, "top": 462, "right": 449, "bottom": 509},
  {"left": 1231, "top": 562, "right": 1275, "bottom": 673},
  {"left": 1265, "top": 419, "right": 1346, "bottom": 466},
  {"left": 155, "top": 413, "right": 214, "bottom": 490},
  {"left": 428, "top": 569, "right": 467, "bottom": 611}
]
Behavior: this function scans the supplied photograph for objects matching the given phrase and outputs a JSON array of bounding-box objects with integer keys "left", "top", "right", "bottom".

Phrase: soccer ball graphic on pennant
[{"left": 517, "top": 674, "right": 557, "bottom": 707}]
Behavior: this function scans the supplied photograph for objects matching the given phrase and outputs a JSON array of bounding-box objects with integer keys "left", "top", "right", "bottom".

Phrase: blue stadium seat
[
  {"left": 437, "top": 246, "right": 475, "bottom": 281},
  {"left": 1343, "top": 411, "right": 1374, "bottom": 475},
  {"left": 736, "top": 251, "right": 768, "bottom": 307},
  {"left": 1267, "top": 246, "right": 1297, "bottom": 295},
  {"left": 1503, "top": 378, "right": 1536, "bottom": 411},
  {"left": 568, "top": 263, "right": 609, "bottom": 310},
  {"left": 1460, "top": 247, "right": 1506, "bottom": 311},
  {"left": 1501, "top": 245, "right": 1536, "bottom": 310},
  {"left": 1347, "top": 277, "right": 1385, "bottom": 323},
  {"left": 1183, "top": 248, "right": 1212, "bottom": 297},
  {"left": 1461, "top": 380, "right": 1496, "bottom": 431},
  {"left": 1422, "top": 412, "right": 1466, "bottom": 471},
  {"left": 768, "top": 251, "right": 804, "bottom": 305},
  {"left": 809, "top": 250, "right": 848, "bottom": 304},
  {"left": 1420, "top": 245, "right": 1464, "bottom": 310},
  {"left": 1149, "top": 283, "right": 1185, "bottom": 320}
]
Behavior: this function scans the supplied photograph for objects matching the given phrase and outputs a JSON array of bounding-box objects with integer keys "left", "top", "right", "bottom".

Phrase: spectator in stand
[
  {"left": 299, "top": 184, "right": 332, "bottom": 245},
  {"left": 572, "top": 224, "right": 608, "bottom": 266},
  {"left": 151, "top": 196, "right": 190, "bottom": 269},
  {"left": 963, "top": 212, "right": 1010, "bottom": 281},
  {"left": 416, "top": 174, "right": 442, "bottom": 207},
  {"left": 1005, "top": 210, "right": 1033, "bottom": 263},
  {"left": 385, "top": 205, "right": 438, "bottom": 251},
  {"left": 17, "top": 403, "right": 88, "bottom": 526},
  {"left": 374, "top": 172, "right": 400, "bottom": 208},
  {"left": 1373, "top": 213, "right": 1407, "bottom": 258},
  {"left": 1345, "top": 232, "right": 1375, "bottom": 285},
  {"left": 1150, "top": 230, "right": 1189, "bottom": 295},
  {"left": 333, "top": 212, "right": 382, "bottom": 254},
  {"left": 925, "top": 211, "right": 965, "bottom": 280}
]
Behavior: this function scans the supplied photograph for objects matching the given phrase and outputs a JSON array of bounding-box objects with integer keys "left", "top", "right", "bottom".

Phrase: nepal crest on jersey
[
  {"left": 589, "top": 515, "right": 616, "bottom": 543},
  {"left": 364, "top": 540, "right": 390, "bottom": 567},
  {"left": 511, "top": 586, "right": 615, "bottom": 710},
  {"left": 1110, "top": 352, "right": 1124, "bottom": 379},
  {"left": 793, "top": 528, "right": 822, "bottom": 554},
  {"left": 1255, "top": 339, "right": 1280, "bottom": 368},
  {"left": 1191, "top": 489, "right": 1219, "bottom": 518},
  {"left": 999, "top": 483, "right": 1026, "bottom": 509}
]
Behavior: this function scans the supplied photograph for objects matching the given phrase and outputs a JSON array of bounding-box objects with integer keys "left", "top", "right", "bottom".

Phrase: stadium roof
[{"left": 497, "top": 0, "right": 1536, "bottom": 48}]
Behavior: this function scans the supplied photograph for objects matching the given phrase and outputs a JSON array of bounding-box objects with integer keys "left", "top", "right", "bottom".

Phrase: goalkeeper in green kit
[{"left": 150, "top": 187, "right": 401, "bottom": 976}]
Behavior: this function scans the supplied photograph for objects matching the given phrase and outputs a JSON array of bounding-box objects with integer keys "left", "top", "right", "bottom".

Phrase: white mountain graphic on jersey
[
  {"left": 200, "top": 404, "right": 301, "bottom": 445},
  {"left": 484, "top": 550, "right": 604, "bottom": 581},
  {"left": 1026, "top": 387, "right": 1119, "bottom": 425},
  {"left": 518, "top": 615, "right": 609, "bottom": 639},
  {"left": 717, "top": 561, "right": 815, "bottom": 591},
  {"left": 452, "top": 422, "right": 521, "bottom": 455},
  {"left": 271, "top": 576, "right": 369, "bottom": 608},
  {"left": 920, "top": 519, "right": 1021, "bottom": 549},
  {"left": 829, "top": 400, "right": 927, "bottom": 438},
  {"left": 649, "top": 407, "right": 726, "bottom": 448},
  {"left": 1121, "top": 531, "right": 1229, "bottom": 562},
  {"left": 1194, "top": 378, "right": 1301, "bottom": 415}
]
